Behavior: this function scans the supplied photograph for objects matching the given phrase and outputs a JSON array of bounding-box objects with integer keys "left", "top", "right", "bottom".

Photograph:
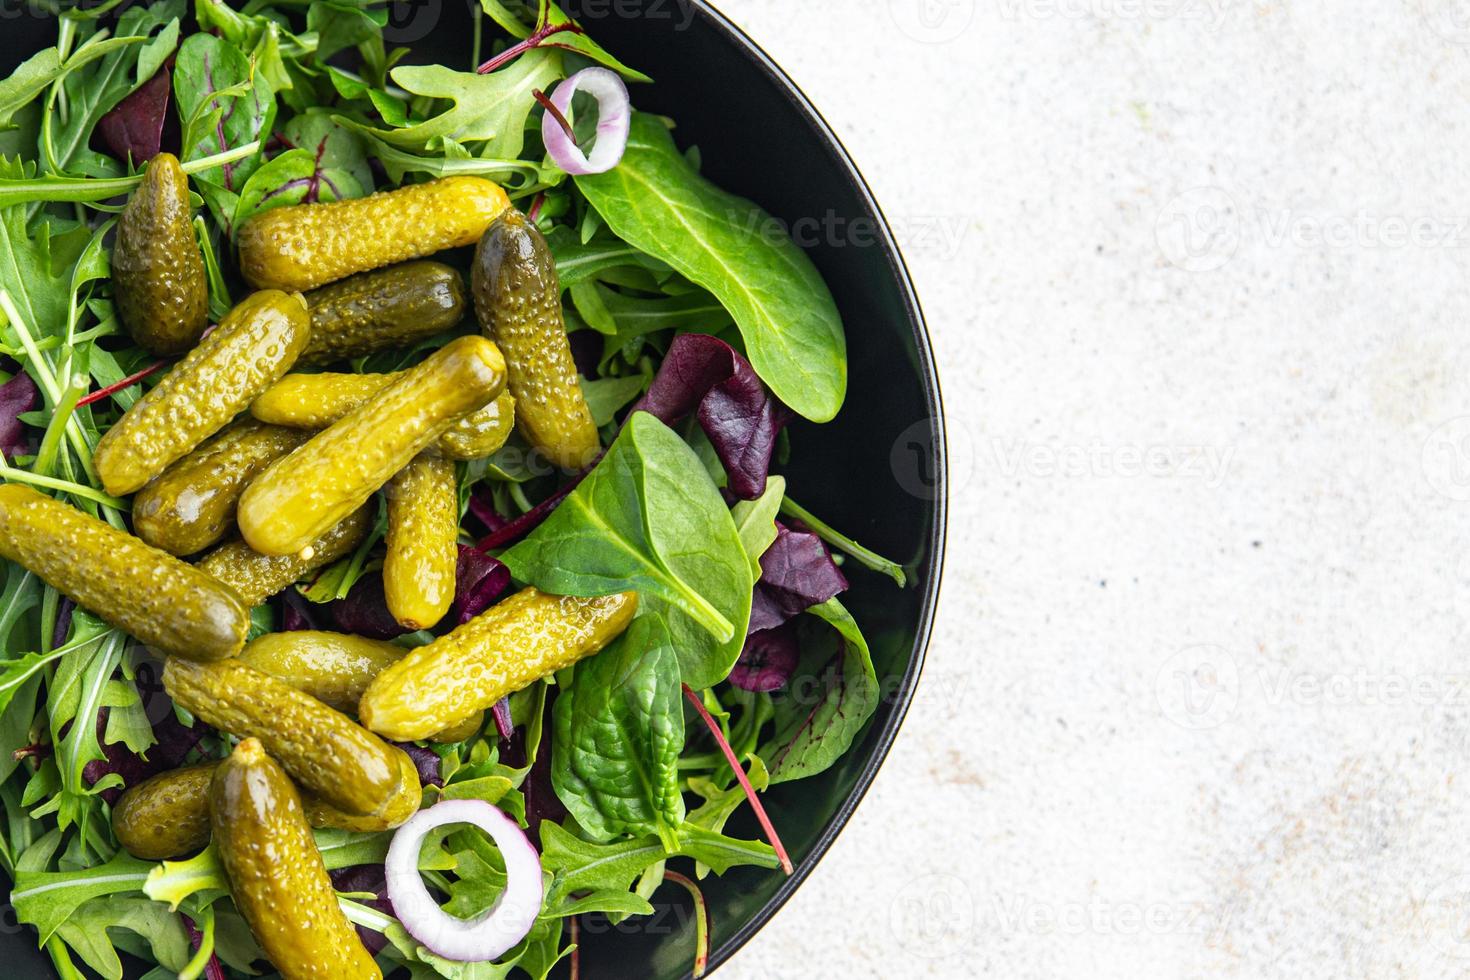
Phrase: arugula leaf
[
  {"left": 0, "top": 160, "right": 81, "bottom": 348},
  {"left": 53, "top": 895, "right": 190, "bottom": 980},
  {"left": 552, "top": 615, "right": 685, "bottom": 846},
  {"left": 533, "top": 0, "right": 653, "bottom": 83},
  {"left": 308, "top": 1, "right": 388, "bottom": 62},
  {"left": 0, "top": 48, "right": 63, "bottom": 130},
  {"left": 349, "top": 50, "right": 561, "bottom": 159},
  {"left": 11, "top": 849, "right": 156, "bottom": 945},
  {"left": 578, "top": 114, "right": 848, "bottom": 422},
  {"left": 761, "top": 597, "right": 880, "bottom": 784},
  {"left": 501, "top": 412, "right": 752, "bottom": 688}
]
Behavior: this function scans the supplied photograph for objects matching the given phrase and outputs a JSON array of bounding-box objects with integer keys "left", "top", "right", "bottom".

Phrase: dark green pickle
[
  {"left": 112, "top": 763, "right": 215, "bottom": 859},
  {"left": 112, "top": 153, "right": 210, "bottom": 355},
  {"left": 0, "top": 485, "right": 248, "bottom": 660},
  {"left": 301, "top": 261, "right": 467, "bottom": 366},
  {"left": 210, "top": 739, "right": 383, "bottom": 980},
  {"left": 133, "top": 421, "right": 307, "bottom": 556}
]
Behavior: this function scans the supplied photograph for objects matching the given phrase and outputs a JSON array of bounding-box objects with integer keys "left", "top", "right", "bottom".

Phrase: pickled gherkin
[
  {"left": 164, "top": 656, "right": 412, "bottom": 818},
  {"left": 473, "top": 208, "right": 600, "bottom": 471},
  {"left": 252, "top": 371, "right": 516, "bottom": 461},
  {"left": 133, "top": 421, "right": 307, "bottom": 556},
  {"left": 94, "top": 290, "right": 312, "bottom": 496},
  {"left": 237, "top": 335, "right": 506, "bottom": 557},
  {"left": 240, "top": 630, "right": 485, "bottom": 741},
  {"left": 360, "top": 588, "right": 637, "bottom": 741},
  {"left": 197, "top": 505, "right": 371, "bottom": 606},
  {"left": 112, "top": 763, "right": 215, "bottom": 859},
  {"left": 210, "top": 739, "right": 384, "bottom": 980},
  {"left": 383, "top": 455, "right": 457, "bottom": 631},
  {"left": 239, "top": 176, "right": 511, "bottom": 292},
  {"left": 112, "top": 153, "right": 209, "bottom": 355},
  {"left": 300, "top": 749, "right": 422, "bottom": 832},
  {"left": 301, "top": 261, "right": 467, "bottom": 366},
  {"left": 0, "top": 485, "right": 248, "bottom": 660}
]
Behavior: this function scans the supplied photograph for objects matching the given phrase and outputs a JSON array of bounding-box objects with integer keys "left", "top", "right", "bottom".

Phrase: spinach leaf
[
  {"left": 552, "top": 615, "right": 684, "bottom": 846},
  {"left": 577, "top": 114, "right": 847, "bottom": 423},
  {"left": 731, "top": 475, "right": 785, "bottom": 578},
  {"left": 577, "top": 372, "right": 646, "bottom": 427},
  {"left": 501, "top": 411, "right": 752, "bottom": 688},
  {"left": 761, "top": 597, "right": 880, "bottom": 784},
  {"left": 173, "top": 32, "right": 276, "bottom": 195}
]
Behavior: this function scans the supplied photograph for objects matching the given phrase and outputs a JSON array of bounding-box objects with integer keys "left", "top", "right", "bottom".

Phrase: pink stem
[
  {"left": 77, "top": 360, "right": 169, "bottom": 407},
  {"left": 681, "top": 684, "right": 793, "bottom": 875},
  {"left": 478, "top": 22, "right": 583, "bottom": 74},
  {"left": 663, "top": 870, "right": 710, "bottom": 977}
]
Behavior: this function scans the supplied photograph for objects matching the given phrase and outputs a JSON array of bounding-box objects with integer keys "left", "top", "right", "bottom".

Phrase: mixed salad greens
[{"left": 0, "top": 1, "right": 909, "bottom": 976}]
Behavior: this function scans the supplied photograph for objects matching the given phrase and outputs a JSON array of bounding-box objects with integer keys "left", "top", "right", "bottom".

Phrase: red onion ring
[
  {"left": 385, "top": 800, "right": 544, "bottom": 962},
  {"left": 541, "top": 67, "right": 631, "bottom": 176}
]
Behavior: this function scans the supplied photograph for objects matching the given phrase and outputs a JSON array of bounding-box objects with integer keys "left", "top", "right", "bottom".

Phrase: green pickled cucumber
[
  {"left": 384, "top": 455, "right": 457, "bottom": 631},
  {"left": 300, "top": 748, "right": 422, "bottom": 832},
  {"left": 473, "top": 209, "right": 599, "bottom": 471},
  {"left": 237, "top": 336, "right": 506, "bottom": 556},
  {"left": 301, "top": 261, "right": 467, "bottom": 366},
  {"left": 112, "top": 153, "right": 209, "bottom": 355},
  {"left": 0, "top": 485, "right": 248, "bottom": 660},
  {"left": 210, "top": 738, "right": 384, "bottom": 980},
  {"left": 134, "top": 421, "right": 308, "bottom": 556},
  {"left": 239, "top": 176, "right": 511, "bottom": 292},
  {"left": 112, "top": 763, "right": 215, "bottom": 859},
  {"left": 240, "top": 630, "right": 485, "bottom": 742},
  {"left": 94, "top": 291, "right": 312, "bottom": 496},
  {"left": 360, "top": 588, "right": 637, "bottom": 741},
  {"left": 164, "top": 656, "right": 411, "bottom": 818},
  {"left": 196, "top": 505, "right": 370, "bottom": 606},
  {"left": 252, "top": 372, "right": 516, "bottom": 461}
]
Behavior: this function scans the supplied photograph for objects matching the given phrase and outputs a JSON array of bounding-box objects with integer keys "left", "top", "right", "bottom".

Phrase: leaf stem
[
  {"left": 0, "top": 141, "right": 262, "bottom": 208},
  {"left": 682, "top": 683, "right": 792, "bottom": 875},
  {"left": 779, "top": 496, "right": 907, "bottom": 587},
  {"left": 477, "top": 22, "right": 582, "bottom": 74},
  {"left": 0, "top": 290, "right": 101, "bottom": 487},
  {"left": 178, "top": 905, "right": 218, "bottom": 980},
  {"left": 33, "top": 373, "right": 87, "bottom": 478},
  {"left": 662, "top": 870, "right": 710, "bottom": 977},
  {"left": 0, "top": 457, "right": 128, "bottom": 510}
]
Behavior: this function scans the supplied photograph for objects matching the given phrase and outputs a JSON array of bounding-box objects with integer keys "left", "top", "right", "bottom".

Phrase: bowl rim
[{"left": 684, "top": 2, "right": 950, "bottom": 975}]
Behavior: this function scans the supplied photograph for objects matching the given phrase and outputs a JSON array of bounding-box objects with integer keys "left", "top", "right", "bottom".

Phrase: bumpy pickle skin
[
  {"left": 360, "top": 588, "right": 637, "bottom": 741},
  {"left": 112, "top": 153, "right": 209, "bottom": 355},
  {"left": 237, "top": 336, "right": 506, "bottom": 556},
  {"left": 301, "top": 260, "right": 467, "bottom": 365},
  {"left": 238, "top": 176, "right": 511, "bottom": 292},
  {"left": 210, "top": 739, "right": 384, "bottom": 980},
  {"left": 0, "top": 485, "right": 248, "bottom": 660},
  {"left": 112, "top": 763, "right": 216, "bottom": 859},
  {"left": 300, "top": 749, "right": 422, "bottom": 832},
  {"left": 252, "top": 372, "right": 516, "bottom": 461},
  {"left": 240, "top": 630, "right": 485, "bottom": 742},
  {"left": 196, "top": 505, "right": 371, "bottom": 606},
  {"left": 133, "top": 421, "right": 308, "bottom": 556},
  {"left": 94, "top": 290, "right": 312, "bottom": 496},
  {"left": 472, "top": 209, "right": 599, "bottom": 471},
  {"left": 383, "top": 455, "right": 458, "bottom": 631},
  {"left": 164, "top": 657, "right": 411, "bottom": 818}
]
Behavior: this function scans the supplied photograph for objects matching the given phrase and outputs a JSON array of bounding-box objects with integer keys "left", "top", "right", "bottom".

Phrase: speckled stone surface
[{"left": 720, "top": 1, "right": 1470, "bottom": 976}]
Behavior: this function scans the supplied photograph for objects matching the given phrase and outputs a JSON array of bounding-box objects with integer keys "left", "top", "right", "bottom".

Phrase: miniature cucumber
[
  {"left": 164, "top": 657, "right": 411, "bottom": 818},
  {"left": 111, "top": 763, "right": 216, "bottom": 859},
  {"left": 237, "top": 335, "right": 506, "bottom": 557},
  {"left": 238, "top": 176, "right": 511, "bottom": 292},
  {"left": 473, "top": 208, "right": 600, "bottom": 471},
  {"left": 94, "top": 290, "right": 312, "bottom": 496},
  {"left": 300, "top": 749, "right": 423, "bottom": 832},
  {"left": 360, "top": 588, "right": 637, "bottom": 742},
  {"left": 133, "top": 421, "right": 307, "bottom": 556},
  {"left": 196, "top": 505, "right": 371, "bottom": 606},
  {"left": 252, "top": 372, "right": 516, "bottom": 461},
  {"left": 0, "top": 485, "right": 248, "bottom": 660},
  {"left": 383, "top": 455, "right": 457, "bottom": 631},
  {"left": 112, "top": 153, "right": 210, "bottom": 355},
  {"left": 210, "top": 739, "right": 384, "bottom": 980},
  {"left": 300, "top": 260, "right": 467, "bottom": 365}
]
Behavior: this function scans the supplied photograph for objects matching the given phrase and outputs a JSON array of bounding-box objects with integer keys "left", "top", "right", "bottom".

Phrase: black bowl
[{"left": 0, "top": 2, "right": 945, "bottom": 976}]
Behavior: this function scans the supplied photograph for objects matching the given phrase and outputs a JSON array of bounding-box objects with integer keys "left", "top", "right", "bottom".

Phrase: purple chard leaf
[
  {"left": 730, "top": 621, "right": 800, "bottom": 693},
  {"left": 453, "top": 545, "right": 512, "bottom": 626},
  {"left": 0, "top": 369, "right": 39, "bottom": 460},
  {"left": 96, "top": 65, "right": 174, "bottom": 165},
  {"left": 748, "top": 522, "right": 849, "bottom": 633}
]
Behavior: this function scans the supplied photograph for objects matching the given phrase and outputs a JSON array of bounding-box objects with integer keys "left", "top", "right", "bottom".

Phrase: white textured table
[{"left": 721, "top": 1, "right": 1470, "bottom": 976}]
